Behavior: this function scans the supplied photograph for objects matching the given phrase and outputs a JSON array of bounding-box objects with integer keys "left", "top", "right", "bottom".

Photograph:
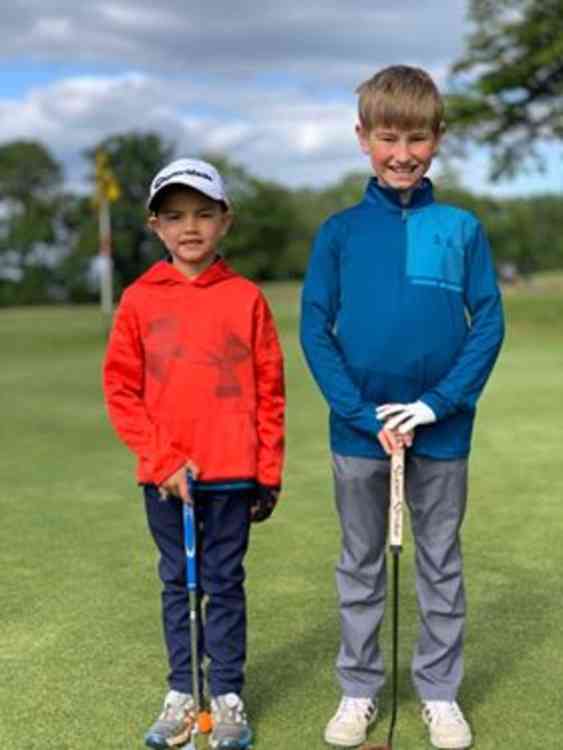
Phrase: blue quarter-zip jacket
[{"left": 300, "top": 178, "right": 505, "bottom": 460}]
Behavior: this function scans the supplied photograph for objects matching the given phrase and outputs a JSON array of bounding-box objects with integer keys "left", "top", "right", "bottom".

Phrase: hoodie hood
[{"left": 137, "top": 257, "right": 238, "bottom": 288}]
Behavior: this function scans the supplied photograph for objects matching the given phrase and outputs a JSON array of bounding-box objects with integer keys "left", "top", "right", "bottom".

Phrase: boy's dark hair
[{"left": 356, "top": 65, "right": 444, "bottom": 134}]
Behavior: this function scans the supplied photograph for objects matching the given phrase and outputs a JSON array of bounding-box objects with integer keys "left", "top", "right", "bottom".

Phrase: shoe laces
[
  {"left": 160, "top": 691, "right": 193, "bottom": 721},
  {"left": 423, "top": 701, "right": 465, "bottom": 726},
  {"left": 213, "top": 693, "right": 246, "bottom": 725},
  {"left": 335, "top": 696, "right": 375, "bottom": 722}
]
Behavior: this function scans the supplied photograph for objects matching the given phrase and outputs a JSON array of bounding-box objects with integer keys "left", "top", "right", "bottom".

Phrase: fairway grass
[{"left": 1, "top": 284, "right": 562, "bottom": 749}]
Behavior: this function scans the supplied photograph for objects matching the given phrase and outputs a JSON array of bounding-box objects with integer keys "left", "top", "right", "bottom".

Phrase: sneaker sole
[
  {"left": 323, "top": 730, "right": 367, "bottom": 747},
  {"left": 209, "top": 730, "right": 253, "bottom": 750},
  {"left": 210, "top": 740, "right": 253, "bottom": 750},
  {"left": 145, "top": 730, "right": 196, "bottom": 749},
  {"left": 144, "top": 733, "right": 170, "bottom": 749}
]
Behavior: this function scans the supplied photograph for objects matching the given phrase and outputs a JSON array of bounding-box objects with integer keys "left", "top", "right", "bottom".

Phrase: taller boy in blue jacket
[{"left": 300, "top": 65, "right": 504, "bottom": 750}]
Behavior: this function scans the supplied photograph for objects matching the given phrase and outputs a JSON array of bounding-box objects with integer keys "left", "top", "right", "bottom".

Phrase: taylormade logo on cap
[
  {"left": 153, "top": 167, "right": 213, "bottom": 190},
  {"left": 147, "top": 158, "right": 229, "bottom": 210}
]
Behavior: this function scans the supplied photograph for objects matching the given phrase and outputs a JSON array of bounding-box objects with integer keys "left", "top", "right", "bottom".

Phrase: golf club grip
[
  {"left": 183, "top": 474, "right": 197, "bottom": 591},
  {"left": 389, "top": 448, "right": 405, "bottom": 550}
]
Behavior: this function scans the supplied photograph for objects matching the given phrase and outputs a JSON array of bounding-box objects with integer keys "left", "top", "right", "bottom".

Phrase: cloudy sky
[{"left": 1, "top": 0, "right": 561, "bottom": 196}]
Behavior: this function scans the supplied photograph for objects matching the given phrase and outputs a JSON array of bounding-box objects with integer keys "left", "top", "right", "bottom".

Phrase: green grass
[{"left": 1, "top": 281, "right": 562, "bottom": 749}]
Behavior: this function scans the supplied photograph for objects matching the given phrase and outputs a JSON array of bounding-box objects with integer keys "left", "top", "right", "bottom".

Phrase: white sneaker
[
  {"left": 324, "top": 696, "right": 377, "bottom": 747},
  {"left": 421, "top": 701, "right": 472, "bottom": 749}
]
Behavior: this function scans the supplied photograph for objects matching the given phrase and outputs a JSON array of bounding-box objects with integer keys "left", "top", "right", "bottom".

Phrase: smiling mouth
[{"left": 389, "top": 165, "right": 418, "bottom": 174}]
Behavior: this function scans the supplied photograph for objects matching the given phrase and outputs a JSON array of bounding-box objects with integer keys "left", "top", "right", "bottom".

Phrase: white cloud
[
  {"left": 0, "top": 1, "right": 559, "bottom": 195},
  {"left": 0, "top": 72, "right": 366, "bottom": 187},
  {"left": 2, "top": 0, "right": 469, "bottom": 79}
]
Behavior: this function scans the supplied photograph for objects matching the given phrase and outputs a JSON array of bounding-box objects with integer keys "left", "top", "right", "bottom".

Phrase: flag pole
[
  {"left": 99, "top": 195, "right": 113, "bottom": 316},
  {"left": 95, "top": 150, "right": 120, "bottom": 326}
]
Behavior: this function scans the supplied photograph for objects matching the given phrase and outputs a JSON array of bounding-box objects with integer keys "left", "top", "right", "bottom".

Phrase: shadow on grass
[
  {"left": 245, "top": 616, "right": 337, "bottom": 714},
  {"left": 244, "top": 559, "right": 553, "bottom": 730},
  {"left": 244, "top": 603, "right": 418, "bottom": 725},
  {"left": 461, "top": 561, "right": 552, "bottom": 714}
]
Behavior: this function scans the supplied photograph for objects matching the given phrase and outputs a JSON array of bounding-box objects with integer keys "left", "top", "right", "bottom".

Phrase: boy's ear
[
  {"left": 148, "top": 214, "right": 161, "bottom": 236},
  {"left": 431, "top": 124, "right": 445, "bottom": 155},
  {"left": 355, "top": 123, "right": 372, "bottom": 155},
  {"left": 220, "top": 210, "right": 233, "bottom": 237}
]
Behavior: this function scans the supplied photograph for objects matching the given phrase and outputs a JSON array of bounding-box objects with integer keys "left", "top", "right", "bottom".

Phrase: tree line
[
  {"left": 3, "top": 0, "right": 563, "bottom": 305},
  {"left": 1, "top": 132, "right": 562, "bottom": 306}
]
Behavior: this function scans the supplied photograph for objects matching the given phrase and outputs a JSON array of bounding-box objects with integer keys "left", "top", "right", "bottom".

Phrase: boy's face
[
  {"left": 356, "top": 123, "right": 441, "bottom": 192},
  {"left": 150, "top": 187, "right": 231, "bottom": 278}
]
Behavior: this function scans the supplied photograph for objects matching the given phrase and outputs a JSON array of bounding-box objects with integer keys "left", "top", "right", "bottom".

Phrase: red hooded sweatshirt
[{"left": 103, "top": 259, "right": 285, "bottom": 488}]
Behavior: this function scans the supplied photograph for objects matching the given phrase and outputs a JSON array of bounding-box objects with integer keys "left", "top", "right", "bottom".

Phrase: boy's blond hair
[{"left": 356, "top": 65, "right": 444, "bottom": 134}]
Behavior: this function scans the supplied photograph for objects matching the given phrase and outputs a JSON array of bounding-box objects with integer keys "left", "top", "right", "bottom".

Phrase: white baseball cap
[{"left": 147, "top": 158, "right": 229, "bottom": 211}]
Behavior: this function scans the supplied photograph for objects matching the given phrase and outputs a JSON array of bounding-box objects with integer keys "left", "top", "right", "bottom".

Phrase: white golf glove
[{"left": 376, "top": 400, "right": 436, "bottom": 433}]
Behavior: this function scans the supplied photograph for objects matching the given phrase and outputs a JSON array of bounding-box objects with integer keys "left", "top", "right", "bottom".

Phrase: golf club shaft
[
  {"left": 386, "top": 551, "right": 399, "bottom": 747},
  {"left": 183, "top": 472, "right": 202, "bottom": 716},
  {"left": 387, "top": 448, "right": 404, "bottom": 747}
]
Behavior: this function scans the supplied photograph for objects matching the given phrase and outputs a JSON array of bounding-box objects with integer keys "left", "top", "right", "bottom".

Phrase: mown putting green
[{"left": 1, "top": 277, "right": 562, "bottom": 749}]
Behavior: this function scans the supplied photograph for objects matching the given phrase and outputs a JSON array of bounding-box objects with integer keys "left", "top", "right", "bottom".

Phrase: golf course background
[{"left": 2, "top": 275, "right": 562, "bottom": 749}]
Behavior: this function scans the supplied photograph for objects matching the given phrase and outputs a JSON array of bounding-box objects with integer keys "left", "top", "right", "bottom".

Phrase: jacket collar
[{"left": 364, "top": 176, "right": 434, "bottom": 212}]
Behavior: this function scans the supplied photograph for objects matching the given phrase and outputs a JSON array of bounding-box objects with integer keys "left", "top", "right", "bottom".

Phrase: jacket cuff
[
  {"left": 354, "top": 404, "right": 383, "bottom": 437},
  {"left": 419, "top": 393, "right": 451, "bottom": 421}
]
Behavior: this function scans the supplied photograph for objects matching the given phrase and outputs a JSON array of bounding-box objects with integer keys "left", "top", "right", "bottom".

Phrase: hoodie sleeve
[
  {"left": 420, "top": 221, "right": 505, "bottom": 418},
  {"left": 253, "top": 292, "right": 285, "bottom": 488},
  {"left": 103, "top": 294, "right": 187, "bottom": 484},
  {"left": 300, "top": 218, "right": 383, "bottom": 436}
]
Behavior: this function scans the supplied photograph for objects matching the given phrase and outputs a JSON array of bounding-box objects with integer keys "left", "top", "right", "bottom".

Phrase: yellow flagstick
[{"left": 94, "top": 151, "right": 120, "bottom": 317}]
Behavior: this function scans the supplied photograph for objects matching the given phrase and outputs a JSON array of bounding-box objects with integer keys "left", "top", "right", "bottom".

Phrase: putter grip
[
  {"left": 183, "top": 472, "right": 197, "bottom": 591},
  {"left": 389, "top": 449, "right": 405, "bottom": 550}
]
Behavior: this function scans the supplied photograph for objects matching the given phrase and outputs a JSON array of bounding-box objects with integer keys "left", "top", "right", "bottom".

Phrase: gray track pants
[{"left": 332, "top": 453, "right": 467, "bottom": 701}]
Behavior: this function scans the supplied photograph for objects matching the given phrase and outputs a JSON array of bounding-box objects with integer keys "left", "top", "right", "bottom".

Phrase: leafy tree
[
  {"left": 196, "top": 154, "right": 304, "bottom": 281},
  {"left": 0, "top": 141, "right": 63, "bottom": 305},
  {"left": 0, "top": 140, "right": 62, "bottom": 201},
  {"left": 447, "top": 0, "right": 563, "bottom": 178}
]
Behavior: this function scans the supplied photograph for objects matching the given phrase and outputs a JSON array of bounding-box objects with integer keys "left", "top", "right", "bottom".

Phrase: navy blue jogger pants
[{"left": 144, "top": 484, "right": 251, "bottom": 697}]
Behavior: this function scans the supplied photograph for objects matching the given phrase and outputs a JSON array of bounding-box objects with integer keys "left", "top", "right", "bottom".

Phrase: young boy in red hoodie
[{"left": 103, "top": 158, "right": 285, "bottom": 750}]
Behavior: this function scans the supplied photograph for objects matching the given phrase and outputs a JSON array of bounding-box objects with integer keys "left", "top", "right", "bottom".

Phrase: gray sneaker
[
  {"left": 144, "top": 690, "right": 195, "bottom": 749},
  {"left": 210, "top": 693, "right": 253, "bottom": 749}
]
